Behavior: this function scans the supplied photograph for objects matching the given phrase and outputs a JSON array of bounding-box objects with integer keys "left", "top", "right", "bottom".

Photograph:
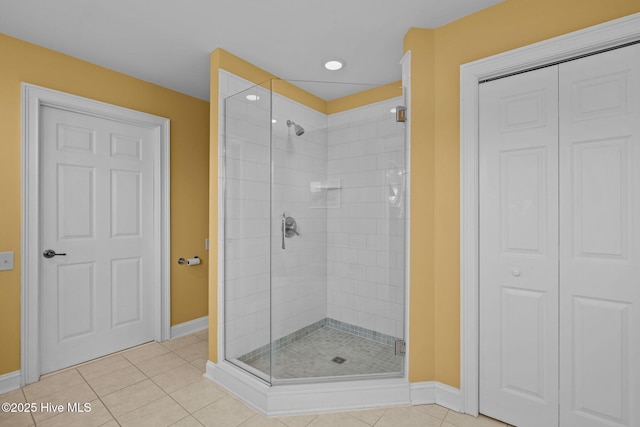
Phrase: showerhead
[{"left": 286, "top": 120, "right": 305, "bottom": 136}]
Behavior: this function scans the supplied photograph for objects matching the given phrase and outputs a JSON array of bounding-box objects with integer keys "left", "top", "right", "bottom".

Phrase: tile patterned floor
[
  {"left": 243, "top": 327, "right": 403, "bottom": 379},
  {"left": 0, "top": 329, "right": 515, "bottom": 427}
]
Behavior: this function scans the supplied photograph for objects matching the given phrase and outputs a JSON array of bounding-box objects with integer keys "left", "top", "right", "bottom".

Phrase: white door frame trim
[
  {"left": 460, "top": 13, "right": 640, "bottom": 416},
  {"left": 21, "top": 83, "right": 171, "bottom": 385}
]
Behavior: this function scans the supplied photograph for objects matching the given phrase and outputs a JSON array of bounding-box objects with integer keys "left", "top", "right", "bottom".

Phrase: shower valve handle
[
  {"left": 285, "top": 218, "right": 299, "bottom": 236},
  {"left": 281, "top": 213, "right": 299, "bottom": 250}
]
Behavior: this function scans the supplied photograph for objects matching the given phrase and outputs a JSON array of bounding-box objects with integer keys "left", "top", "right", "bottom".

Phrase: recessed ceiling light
[
  {"left": 324, "top": 60, "right": 343, "bottom": 71},
  {"left": 246, "top": 94, "right": 260, "bottom": 101}
]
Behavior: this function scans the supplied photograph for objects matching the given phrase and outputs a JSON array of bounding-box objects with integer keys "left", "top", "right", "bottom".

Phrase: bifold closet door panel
[
  {"left": 559, "top": 43, "right": 640, "bottom": 427},
  {"left": 479, "top": 65, "right": 559, "bottom": 427}
]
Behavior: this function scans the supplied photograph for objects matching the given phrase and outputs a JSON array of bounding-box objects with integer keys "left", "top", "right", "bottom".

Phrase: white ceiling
[{"left": 0, "top": 0, "right": 503, "bottom": 101}]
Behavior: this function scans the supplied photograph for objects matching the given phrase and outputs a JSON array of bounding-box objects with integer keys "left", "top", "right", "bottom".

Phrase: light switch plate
[{"left": 0, "top": 252, "right": 14, "bottom": 271}]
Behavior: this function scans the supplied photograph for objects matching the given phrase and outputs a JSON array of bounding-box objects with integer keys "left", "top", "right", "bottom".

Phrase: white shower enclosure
[{"left": 220, "top": 74, "right": 407, "bottom": 387}]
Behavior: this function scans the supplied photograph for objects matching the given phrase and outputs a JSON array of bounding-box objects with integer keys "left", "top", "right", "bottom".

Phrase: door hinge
[{"left": 395, "top": 339, "right": 406, "bottom": 356}]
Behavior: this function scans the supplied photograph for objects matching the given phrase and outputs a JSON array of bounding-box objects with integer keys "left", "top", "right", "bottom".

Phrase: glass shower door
[
  {"left": 269, "top": 81, "right": 407, "bottom": 382},
  {"left": 269, "top": 85, "right": 330, "bottom": 382}
]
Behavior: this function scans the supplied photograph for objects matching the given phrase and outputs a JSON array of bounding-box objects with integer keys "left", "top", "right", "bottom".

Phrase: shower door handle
[{"left": 281, "top": 213, "right": 286, "bottom": 250}]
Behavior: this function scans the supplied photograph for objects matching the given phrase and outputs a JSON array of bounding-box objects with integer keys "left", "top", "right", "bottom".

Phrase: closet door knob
[{"left": 512, "top": 269, "right": 521, "bottom": 277}]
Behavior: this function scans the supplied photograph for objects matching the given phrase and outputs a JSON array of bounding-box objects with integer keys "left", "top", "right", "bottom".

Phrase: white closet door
[
  {"left": 479, "top": 66, "right": 559, "bottom": 427},
  {"left": 559, "top": 43, "right": 640, "bottom": 427}
]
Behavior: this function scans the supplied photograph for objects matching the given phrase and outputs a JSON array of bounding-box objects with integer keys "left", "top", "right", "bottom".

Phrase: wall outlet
[{"left": 0, "top": 252, "right": 14, "bottom": 271}]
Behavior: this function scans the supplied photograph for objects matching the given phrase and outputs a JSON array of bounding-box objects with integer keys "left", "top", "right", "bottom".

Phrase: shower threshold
[{"left": 207, "top": 358, "right": 410, "bottom": 415}]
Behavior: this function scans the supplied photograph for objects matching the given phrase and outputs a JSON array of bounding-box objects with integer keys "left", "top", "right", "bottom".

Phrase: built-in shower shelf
[
  {"left": 309, "top": 181, "right": 342, "bottom": 192},
  {"left": 309, "top": 180, "right": 341, "bottom": 208}
]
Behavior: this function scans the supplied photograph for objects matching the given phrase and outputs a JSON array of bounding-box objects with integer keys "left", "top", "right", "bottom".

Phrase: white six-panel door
[
  {"left": 559, "top": 43, "right": 640, "bottom": 427},
  {"left": 40, "top": 105, "right": 156, "bottom": 374},
  {"left": 479, "top": 66, "right": 560, "bottom": 427},
  {"left": 480, "top": 43, "right": 640, "bottom": 427}
]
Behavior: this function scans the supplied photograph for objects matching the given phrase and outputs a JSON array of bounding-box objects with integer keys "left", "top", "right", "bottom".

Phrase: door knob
[
  {"left": 512, "top": 269, "right": 521, "bottom": 277},
  {"left": 43, "top": 249, "right": 67, "bottom": 259}
]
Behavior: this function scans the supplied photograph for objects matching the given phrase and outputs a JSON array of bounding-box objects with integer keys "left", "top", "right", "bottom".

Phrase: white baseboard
[
  {"left": 0, "top": 371, "right": 21, "bottom": 394},
  {"left": 410, "top": 381, "right": 462, "bottom": 412},
  {"left": 410, "top": 381, "right": 437, "bottom": 404},
  {"left": 170, "top": 316, "right": 208, "bottom": 339},
  {"left": 205, "top": 360, "right": 462, "bottom": 416},
  {"left": 433, "top": 382, "right": 463, "bottom": 412}
]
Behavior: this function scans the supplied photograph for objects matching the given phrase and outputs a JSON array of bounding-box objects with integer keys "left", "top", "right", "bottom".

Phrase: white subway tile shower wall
[
  {"left": 326, "top": 98, "right": 405, "bottom": 339},
  {"left": 270, "top": 93, "right": 328, "bottom": 342}
]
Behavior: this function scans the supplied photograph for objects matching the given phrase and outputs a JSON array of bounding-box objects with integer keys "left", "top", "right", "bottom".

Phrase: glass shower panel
[
  {"left": 223, "top": 82, "right": 272, "bottom": 384},
  {"left": 270, "top": 81, "right": 407, "bottom": 382}
]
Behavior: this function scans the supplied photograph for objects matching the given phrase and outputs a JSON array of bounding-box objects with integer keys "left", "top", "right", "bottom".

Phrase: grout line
[
  {"left": 442, "top": 408, "right": 450, "bottom": 427},
  {"left": 76, "top": 366, "right": 122, "bottom": 426},
  {"left": 165, "top": 389, "right": 212, "bottom": 425},
  {"left": 147, "top": 339, "right": 226, "bottom": 423},
  {"left": 237, "top": 413, "right": 262, "bottom": 426},
  {"left": 19, "top": 387, "right": 37, "bottom": 427},
  {"left": 171, "top": 414, "right": 205, "bottom": 426},
  {"left": 115, "top": 394, "right": 169, "bottom": 424}
]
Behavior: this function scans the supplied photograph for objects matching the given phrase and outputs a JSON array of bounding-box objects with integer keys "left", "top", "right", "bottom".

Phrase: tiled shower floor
[{"left": 242, "top": 326, "right": 403, "bottom": 380}]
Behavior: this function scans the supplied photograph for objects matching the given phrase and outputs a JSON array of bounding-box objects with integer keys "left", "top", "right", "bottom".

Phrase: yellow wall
[
  {"left": 406, "top": 0, "right": 640, "bottom": 388},
  {"left": 326, "top": 81, "right": 402, "bottom": 115},
  {"left": 0, "top": 33, "right": 210, "bottom": 376},
  {"left": 404, "top": 28, "right": 437, "bottom": 383}
]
